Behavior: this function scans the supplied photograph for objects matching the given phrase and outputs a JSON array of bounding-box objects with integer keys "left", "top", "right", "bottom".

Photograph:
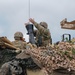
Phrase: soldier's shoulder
[
  {"left": 12, "top": 40, "right": 26, "bottom": 44},
  {"left": 43, "top": 29, "right": 50, "bottom": 34},
  {"left": 12, "top": 40, "right": 27, "bottom": 48}
]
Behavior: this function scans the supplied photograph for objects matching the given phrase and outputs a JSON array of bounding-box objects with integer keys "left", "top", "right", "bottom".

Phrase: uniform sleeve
[
  {"left": 23, "top": 42, "right": 27, "bottom": 49},
  {"left": 33, "top": 22, "right": 48, "bottom": 33}
]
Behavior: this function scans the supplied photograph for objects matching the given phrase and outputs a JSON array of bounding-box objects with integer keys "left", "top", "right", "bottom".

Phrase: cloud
[
  {"left": 0, "top": 26, "right": 4, "bottom": 36},
  {"left": 0, "top": 0, "right": 75, "bottom": 43}
]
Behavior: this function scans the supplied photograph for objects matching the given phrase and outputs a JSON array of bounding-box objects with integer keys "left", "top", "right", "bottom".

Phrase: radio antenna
[{"left": 29, "top": 0, "right": 30, "bottom": 19}]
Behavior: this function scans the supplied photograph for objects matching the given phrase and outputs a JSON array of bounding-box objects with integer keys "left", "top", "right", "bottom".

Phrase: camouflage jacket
[
  {"left": 33, "top": 22, "right": 51, "bottom": 46},
  {"left": 12, "top": 40, "right": 27, "bottom": 50}
]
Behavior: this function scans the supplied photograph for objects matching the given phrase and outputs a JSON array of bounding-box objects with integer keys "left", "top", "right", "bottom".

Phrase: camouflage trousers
[
  {"left": 0, "top": 62, "right": 10, "bottom": 75},
  {"left": 0, "top": 60, "right": 23, "bottom": 75}
]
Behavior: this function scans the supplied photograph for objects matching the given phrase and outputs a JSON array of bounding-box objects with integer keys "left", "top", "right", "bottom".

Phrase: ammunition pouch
[
  {"left": 37, "top": 36, "right": 42, "bottom": 46},
  {"left": 33, "top": 31, "right": 37, "bottom": 37}
]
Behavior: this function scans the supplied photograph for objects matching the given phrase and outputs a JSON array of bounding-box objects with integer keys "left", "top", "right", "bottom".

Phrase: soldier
[
  {"left": 25, "top": 18, "right": 52, "bottom": 47},
  {"left": 0, "top": 31, "right": 39, "bottom": 75},
  {"left": 0, "top": 32, "right": 28, "bottom": 75},
  {"left": 12, "top": 31, "right": 27, "bottom": 52}
]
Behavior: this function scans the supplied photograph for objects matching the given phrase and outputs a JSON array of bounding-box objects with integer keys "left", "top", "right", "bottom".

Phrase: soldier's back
[{"left": 12, "top": 40, "right": 27, "bottom": 50}]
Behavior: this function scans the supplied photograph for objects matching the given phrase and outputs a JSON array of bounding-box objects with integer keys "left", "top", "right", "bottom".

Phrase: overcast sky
[{"left": 0, "top": 0, "right": 75, "bottom": 43}]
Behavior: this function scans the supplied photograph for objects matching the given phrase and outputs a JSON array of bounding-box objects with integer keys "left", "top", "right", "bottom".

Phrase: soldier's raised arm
[{"left": 29, "top": 18, "right": 46, "bottom": 32}]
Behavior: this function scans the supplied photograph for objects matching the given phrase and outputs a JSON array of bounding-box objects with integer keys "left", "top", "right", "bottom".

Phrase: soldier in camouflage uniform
[
  {"left": 0, "top": 32, "right": 28, "bottom": 75},
  {"left": 25, "top": 18, "right": 52, "bottom": 47},
  {"left": 12, "top": 32, "right": 27, "bottom": 51}
]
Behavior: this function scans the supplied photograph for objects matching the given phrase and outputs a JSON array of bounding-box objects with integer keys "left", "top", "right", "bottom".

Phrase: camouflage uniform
[
  {"left": 0, "top": 60, "right": 22, "bottom": 75},
  {"left": 33, "top": 21, "right": 51, "bottom": 47},
  {"left": 12, "top": 40, "right": 26, "bottom": 50},
  {"left": 0, "top": 32, "right": 27, "bottom": 75},
  {"left": 12, "top": 32, "right": 27, "bottom": 51}
]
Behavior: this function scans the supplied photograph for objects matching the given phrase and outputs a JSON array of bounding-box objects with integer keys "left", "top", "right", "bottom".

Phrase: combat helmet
[
  {"left": 14, "top": 32, "right": 23, "bottom": 40},
  {"left": 40, "top": 22, "right": 48, "bottom": 29}
]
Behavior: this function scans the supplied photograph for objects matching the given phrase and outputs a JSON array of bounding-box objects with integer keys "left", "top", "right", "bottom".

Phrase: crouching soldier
[{"left": 0, "top": 32, "right": 27, "bottom": 75}]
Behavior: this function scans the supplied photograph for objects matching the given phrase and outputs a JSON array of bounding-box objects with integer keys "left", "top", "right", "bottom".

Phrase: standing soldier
[{"left": 25, "top": 18, "right": 52, "bottom": 47}]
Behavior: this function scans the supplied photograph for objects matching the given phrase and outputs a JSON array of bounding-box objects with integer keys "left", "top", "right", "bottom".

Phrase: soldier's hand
[
  {"left": 24, "top": 22, "right": 30, "bottom": 26},
  {"left": 29, "top": 18, "right": 35, "bottom": 24}
]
